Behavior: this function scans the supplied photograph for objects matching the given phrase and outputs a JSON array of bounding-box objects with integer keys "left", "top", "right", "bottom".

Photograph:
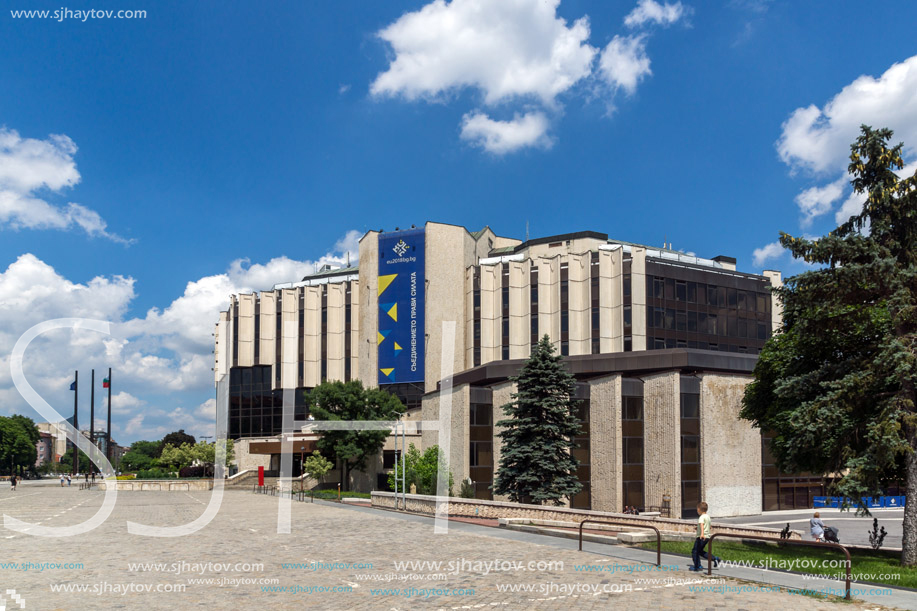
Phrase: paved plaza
[{"left": 0, "top": 481, "right": 911, "bottom": 610}]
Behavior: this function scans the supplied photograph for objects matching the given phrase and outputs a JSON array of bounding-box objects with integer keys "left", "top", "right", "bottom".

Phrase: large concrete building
[{"left": 215, "top": 222, "right": 805, "bottom": 518}]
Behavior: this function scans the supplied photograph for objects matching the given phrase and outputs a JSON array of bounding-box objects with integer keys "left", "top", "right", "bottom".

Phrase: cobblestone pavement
[{"left": 0, "top": 482, "right": 905, "bottom": 610}]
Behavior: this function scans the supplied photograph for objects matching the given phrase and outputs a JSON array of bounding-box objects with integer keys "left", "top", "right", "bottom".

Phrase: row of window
[
  {"left": 650, "top": 276, "right": 771, "bottom": 313},
  {"left": 649, "top": 308, "right": 769, "bottom": 340}
]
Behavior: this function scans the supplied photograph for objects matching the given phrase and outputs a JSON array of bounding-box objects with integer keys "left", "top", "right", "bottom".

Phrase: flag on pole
[
  {"left": 70, "top": 381, "right": 77, "bottom": 391},
  {"left": 102, "top": 378, "right": 110, "bottom": 389}
]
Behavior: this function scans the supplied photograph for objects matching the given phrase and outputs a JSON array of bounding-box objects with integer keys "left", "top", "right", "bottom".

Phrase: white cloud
[
  {"left": 370, "top": 0, "right": 687, "bottom": 153},
  {"left": 795, "top": 177, "right": 846, "bottom": 227},
  {"left": 597, "top": 34, "right": 651, "bottom": 96},
  {"left": 624, "top": 0, "right": 688, "bottom": 28},
  {"left": 777, "top": 55, "right": 917, "bottom": 175},
  {"left": 752, "top": 241, "right": 784, "bottom": 267},
  {"left": 776, "top": 55, "right": 917, "bottom": 230},
  {"left": 0, "top": 231, "right": 360, "bottom": 441},
  {"left": 371, "top": 0, "right": 596, "bottom": 106},
  {"left": 460, "top": 111, "right": 552, "bottom": 154},
  {"left": 0, "top": 127, "right": 130, "bottom": 243}
]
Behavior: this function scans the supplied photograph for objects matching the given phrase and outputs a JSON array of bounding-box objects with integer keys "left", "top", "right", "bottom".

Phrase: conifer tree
[
  {"left": 492, "top": 335, "right": 583, "bottom": 505},
  {"left": 741, "top": 126, "right": 917, "bottom": 565}
]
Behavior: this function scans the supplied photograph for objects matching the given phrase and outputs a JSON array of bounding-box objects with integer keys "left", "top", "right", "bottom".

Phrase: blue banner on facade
[{"left": 377, "top": 228, "right": 425, "bottom": 384}]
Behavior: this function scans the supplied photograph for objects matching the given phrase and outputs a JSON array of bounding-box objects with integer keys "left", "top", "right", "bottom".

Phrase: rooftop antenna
[{"left": 525, "top": 220, "right": 530, "bottom": 242}]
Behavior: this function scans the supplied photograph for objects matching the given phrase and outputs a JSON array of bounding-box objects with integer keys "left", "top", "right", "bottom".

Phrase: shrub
[
  {"left": 459, "top": 478, "right": 475, "bottom": 498},
  {"left": 179, "top": 465, "right": 207, "bottom": 478},
  {"left": 136, "top": 469, "right": 177, "bottom": 480}
]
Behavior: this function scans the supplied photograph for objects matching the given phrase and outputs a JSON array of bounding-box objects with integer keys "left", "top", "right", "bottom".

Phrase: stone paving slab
[{"left": 0, "top": 482, "right": 908, "bottom": 610}]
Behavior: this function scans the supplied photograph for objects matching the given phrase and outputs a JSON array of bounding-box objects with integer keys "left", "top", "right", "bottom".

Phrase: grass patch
[
  {"left": 306, "top": 490, "right": 371, "bottom": 499},
  {"left": 641, "top": 540, "right": 917, "bottom": 589}
]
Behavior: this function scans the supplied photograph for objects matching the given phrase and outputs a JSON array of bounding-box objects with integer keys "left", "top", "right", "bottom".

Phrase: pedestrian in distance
[
  {"left": 10, "top": 475, "right": 16, "bottom": 491},
  {"left": 67, "top": 474, "right": 72, "bottom": 486},
  {"left": 689, "top": 501, "right": 721, "bottom": 571},
  {"left": 810, "top": 511, "right": 826, "bottom": 542},
  {"left": 60, "top": 473, "right": 65, "bottom": 487}
]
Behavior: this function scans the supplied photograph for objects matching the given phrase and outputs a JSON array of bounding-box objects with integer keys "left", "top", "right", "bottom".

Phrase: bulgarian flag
[{"left": 102, "top": 377, "right": 110, "bottom": 389}]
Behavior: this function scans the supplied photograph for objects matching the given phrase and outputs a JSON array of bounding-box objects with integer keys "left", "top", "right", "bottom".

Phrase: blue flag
[{"left": 70, "top": 381, "right": 76, "bottom": 391}]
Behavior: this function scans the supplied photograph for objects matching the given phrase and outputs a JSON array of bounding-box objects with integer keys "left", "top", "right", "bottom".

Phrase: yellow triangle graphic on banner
[
  {"left": 380, "top": 368, "right": 394, "bottom": 378},
  {"left": 386, "top": 303, "right": 397, "bottom": 322},
  {"left": 378, "top": 274, "right": 397, "bottom": 296},
  {"left": 377, "top": 331, "right": 388, "bottom": 345},
  {"left": 394, "top": 342, "right": 402, "bottom": 352}
]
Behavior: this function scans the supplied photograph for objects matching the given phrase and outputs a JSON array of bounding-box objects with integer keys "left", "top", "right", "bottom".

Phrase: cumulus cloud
[
  {"left": 795, "top": 177, "right": 846, "bottom": 227},
  {"left": 624, "top": 0, "right": 689, "bottom": 28},
  {"left": 460, "top": 111, "right": 552, "bottom": 154},
  {"left": 371, "top": 0, "right": 596, "bottom": 106},
  {"left": 775, "top": 55, "right": 917, "bottom": 232},
  {"left": 598, "top": 35, "right": 651, "bottom": 96},
  {"left": 0, "top": 127, "right": 130, "bottom": 243},
  {"left": 371, "top": 0, "right": 687, "bottom": 153},
  {"left": 0, "top": 231, "right": 360, "bottom": 441},
  {"left": 752, "top": 241, "right": 784, "bottom": 267},
  {"left": 777, "top": 56, "right": 917, "bottom": 174}
]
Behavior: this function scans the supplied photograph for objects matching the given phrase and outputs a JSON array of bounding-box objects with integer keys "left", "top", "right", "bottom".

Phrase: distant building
[{"left": 35, "top": 432, "right": 54, "bottom": 467}]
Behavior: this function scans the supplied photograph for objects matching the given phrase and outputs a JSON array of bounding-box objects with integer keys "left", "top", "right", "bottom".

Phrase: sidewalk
[{"left": 332, "top": 500, "right": 917, "bottom": 610}]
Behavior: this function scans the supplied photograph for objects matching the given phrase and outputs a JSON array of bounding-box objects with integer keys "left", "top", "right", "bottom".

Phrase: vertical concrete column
[
  {"left": 260, "top": 291, "right": 276, "bottom": 368},
  {"left": 509, "top": 260, "right": 529, "bottom": 360},
  {"left": 465, "top": 267, "right": 475, "bottom": 369},
  {"left": 631, "top": 247, "right": 647, "bottom": 351},
  {"left": 699, "top": 374, "right": 762, "bottom": 517},
  {"left": 642, "top": 371, "right": 681, "bottom": 513},
  {"left": 588, "top": 374, "right": 622, "bottom": 512},
  {"left": 568, "top": 252, "right": 591, "bottom": 356},
  {"left": 490, "top": 380, "right": 515, "bottom": 502},
  {"left": 280, "top": 288, "right": 299, "bottom": 389},
  {"left": 538, "top": 257, "right": 561, "bottom": 350},
  {"left": 237, "top": 294, "right": 255, "bottom": 367},
  {"left": 480, "top": 263, "right": 500, "bottom": 364},
  {"left": 358, "top": 231, "right": 379, "bottom": 388},
  {"left": 600, "top": 247, "right": 623, "bottom": 353},
  {"left": 303, "top": 286, "right": 321, "bottom": 387},
  {"left": 326, "top": 283, "right": 345, "bottom": 382},
  {"left": 349, "top": 280, "right": 360, "bottom": 379},
  {"left": 423, "top": 223, "right": 473, "bottom": 394},
  {"left": 215, "top": 312, "right": 229, "bottom": 383},
  {"left": 763, "top": 270, "right": 783, "bottom": 333},
  {"left": 420, "top": 384, "right": 471, "bottom": 486}
]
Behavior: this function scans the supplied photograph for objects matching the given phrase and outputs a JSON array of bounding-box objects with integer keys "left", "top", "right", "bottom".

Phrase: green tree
[
  {"left": 308, "top": 380, "right": 405, "bottom": 491},
  {"left": 159, "top": 430, "right": 195, "bottom": 455},
  {"left": 387, "top": 443, "right": 454, "bottom": 495},
  {"left": 0, "top": 415, "right": 40, "bottom": 475},
  {"left": 302, "top": 450, "right": 333, "bottom": 491},
  {"left": 741, "top": 126, "right": 917, "bottom": 565},
  {"left": 158, "top": 443, "right": 193, "bottom": 470},
  {"left": 492, "top": 335, "right": 583, "bottom": 505},
  {"left": 60, "top": 448, "right": 91, "bottom": 473},
  {"left": 189, "top": 440, "right": 235, "bottom": 475}
]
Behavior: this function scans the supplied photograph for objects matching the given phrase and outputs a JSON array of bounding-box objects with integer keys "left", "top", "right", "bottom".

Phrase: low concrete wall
[
  {"left": 371, "top": 492, "right": 801, "bottom": 540},
  {"left": 98, "top": 480, "right": 213, "bottom": 491}
]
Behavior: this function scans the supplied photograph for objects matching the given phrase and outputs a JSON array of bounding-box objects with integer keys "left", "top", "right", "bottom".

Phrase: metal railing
[
  {"left": 578, "top": 519, "right": 662, "bottom": 566},
  {"left": 705, "top": 533, "right": 851, "bottom": 600}
]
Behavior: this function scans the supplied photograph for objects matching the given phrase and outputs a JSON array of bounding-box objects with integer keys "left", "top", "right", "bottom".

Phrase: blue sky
[{"left": 1, "top": 0, "right": 916, "bottom": 442}]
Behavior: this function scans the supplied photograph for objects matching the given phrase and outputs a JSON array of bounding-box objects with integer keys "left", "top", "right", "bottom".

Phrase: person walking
[
  {"left": 689, "top": 501, "right": 721, "bottom": 571},
  {"left": 810, "top": 512, "right": 826, "bottom": 542},
  {"left": 67, "top": 474, "right": 72, "bottom": 487},
  {"left": 60, "top": 473, "right": 65, "bottom": 487},
  {"left": 10, "top": 475, "right": 16, "bottom": 491}
]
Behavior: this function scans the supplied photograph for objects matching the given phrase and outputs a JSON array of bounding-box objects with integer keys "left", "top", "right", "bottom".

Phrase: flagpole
[
  {"left": 106, "top": 368, "right": 112, "bottom": 464},
  {"left": 90, "top": 369, "right": 95, "bottom": 474},
  {"left": 72, "top": 371, "right": 78, "bottom": 475}
]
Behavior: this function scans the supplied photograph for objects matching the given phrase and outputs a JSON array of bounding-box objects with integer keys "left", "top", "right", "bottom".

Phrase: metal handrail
[
  {"left": 705, "top": 533, "right": 851, "bottom": 600},
  {"left": 578, "top": 519, "right": 661, "bottom": 567}
]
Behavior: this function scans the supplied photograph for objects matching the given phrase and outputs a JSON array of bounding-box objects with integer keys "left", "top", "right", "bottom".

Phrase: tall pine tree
[
  {"left": 492, "top": 335, "right": 583, "bottom": 505},
  {"left": 741, "top": 126, "right": 917, "bottom": 565}
]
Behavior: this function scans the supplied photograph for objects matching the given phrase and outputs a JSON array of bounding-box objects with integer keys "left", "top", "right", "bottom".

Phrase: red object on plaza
[{"left": 258, "top": 466, "right": 264, "bottom": 487}]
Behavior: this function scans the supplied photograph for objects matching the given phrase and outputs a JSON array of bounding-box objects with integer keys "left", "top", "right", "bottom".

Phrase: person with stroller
[{"left": 810, "top": 512, "right": 826, "bottom": 541}]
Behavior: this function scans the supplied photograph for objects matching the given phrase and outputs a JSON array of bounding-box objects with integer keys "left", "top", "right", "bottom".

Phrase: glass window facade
[
  {"left": 469, "top": 402, "right": 494, "bottom": 499},
  {"left": 622, "top": 392, "right": 644, "bottom": 510},
  {"left": 680, "top": 391, "right": 700, "bottom": 518},
  {"left": 229, "top": 365, "right": 308, "bottom": 439}
]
